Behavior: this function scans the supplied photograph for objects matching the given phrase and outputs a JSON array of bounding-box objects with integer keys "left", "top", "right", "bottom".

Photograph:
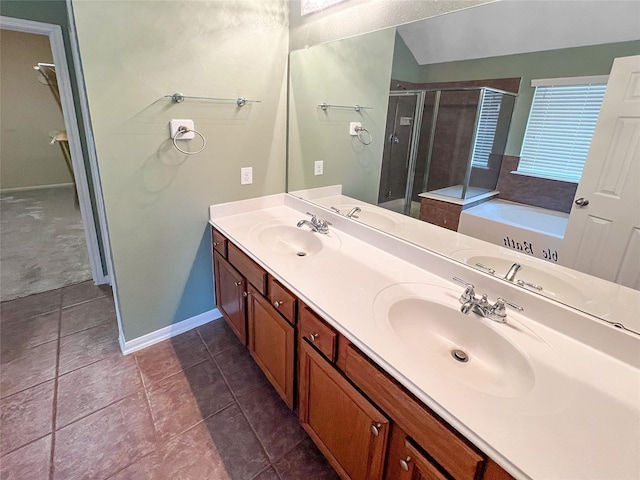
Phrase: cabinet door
[
  {"left": 299, "top": 340, "right": 389, "bottom": 480},
  {"left": 214, "top": 252, "right": 247, "bottom": 344},
  {"left": 247, "top": 285, "right": 295, "bottom": 408},
  {"left": 385, "top": 425, "right": 448, "bottom": 480}
]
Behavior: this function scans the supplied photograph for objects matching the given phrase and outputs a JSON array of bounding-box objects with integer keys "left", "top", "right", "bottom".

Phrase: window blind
[
  {"left": 471, "top": 90, "right": 503, "bottom": 168},
  {"left": 518, "top": 82, "right": 607, "bottom": 183}
]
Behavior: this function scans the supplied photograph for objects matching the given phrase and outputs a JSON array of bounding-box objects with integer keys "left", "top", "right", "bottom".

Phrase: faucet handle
[
  {"left": 498, "top": 298, "right": 524, "bottom": 311},
  {"left": 305, "top": 212, "right": 319, "bottom": 224},
  {"left": 490, "top": 298, "right": 524, "bottom": 320},
  {"left": 453, "top": 277, "right": 476, "bottom": 302},
  {"left": 453, "top": 277, "right": 474, "bottom": 289}
]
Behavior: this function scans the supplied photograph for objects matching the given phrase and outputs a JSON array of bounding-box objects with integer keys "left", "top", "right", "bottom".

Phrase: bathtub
[{"left": 458, "top": 199, "right": 569, "bottom": 263}]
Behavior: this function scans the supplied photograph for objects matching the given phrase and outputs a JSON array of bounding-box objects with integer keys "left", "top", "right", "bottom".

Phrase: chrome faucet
[
  {"left": 453, "top": 277, "right": 523, "bottom": 323},
  {"left": 330, "top": 206, "right": 361, "bottom": 219},
  {"left": 345, "top": 207, "right": 361, "bottom": 218},
  {"left": 297, "top": 212, "right": 331, "bottom": 234},
  {"left": 504, "top": 263, "right": 522, "bottom": 282}
]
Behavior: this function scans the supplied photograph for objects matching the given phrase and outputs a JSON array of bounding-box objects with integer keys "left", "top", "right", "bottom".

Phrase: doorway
[{"left": 0, "top": 16, "right": 110, "bottom": 300}]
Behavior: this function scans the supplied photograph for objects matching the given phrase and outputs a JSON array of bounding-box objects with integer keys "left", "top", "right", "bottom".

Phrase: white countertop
[{"left": 209, "top": 193, "right": 640, "bottom": 480}]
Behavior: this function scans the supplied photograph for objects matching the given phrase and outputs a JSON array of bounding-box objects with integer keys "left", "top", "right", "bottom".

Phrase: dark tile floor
[{"left": 0, "top": 281, "right": 339, "bottom": 480}]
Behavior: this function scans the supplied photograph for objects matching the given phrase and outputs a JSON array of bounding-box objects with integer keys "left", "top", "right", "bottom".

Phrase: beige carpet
[{"left": 0, "top": 185, "right": 92, "bottom": 301}]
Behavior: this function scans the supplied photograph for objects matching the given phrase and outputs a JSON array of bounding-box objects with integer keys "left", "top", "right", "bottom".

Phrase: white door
[{"left": 561, "top": 55, "right": 640, "bottom": 289}]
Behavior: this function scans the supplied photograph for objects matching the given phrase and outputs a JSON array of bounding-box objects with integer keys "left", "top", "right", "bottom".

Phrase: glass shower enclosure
[{"left": 378, "top": 87, "right": 517, "bottom": 217}]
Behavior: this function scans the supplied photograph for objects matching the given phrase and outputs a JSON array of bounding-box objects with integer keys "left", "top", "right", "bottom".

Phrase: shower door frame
[
  {"left": 387, "top": 90, "right": 425, "bottom": 216},
  {"left": 420, "top": 86, "right": 518, "bottom": 201}
]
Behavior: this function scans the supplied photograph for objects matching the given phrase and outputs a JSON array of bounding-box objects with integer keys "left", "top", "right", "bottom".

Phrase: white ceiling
[{"left": 397, "top": 0, "right": 640, "bottom": 66}]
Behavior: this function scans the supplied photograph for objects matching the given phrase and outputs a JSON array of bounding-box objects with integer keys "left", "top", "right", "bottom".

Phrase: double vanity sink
[{"left": 210, "top": 193, "right": 639, "bottom": 480}]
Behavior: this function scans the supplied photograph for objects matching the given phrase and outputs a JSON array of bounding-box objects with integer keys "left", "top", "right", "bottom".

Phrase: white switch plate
[
  {"left": 314, "top": 160, "right": 323, "bottom": 175},
  {"left": 349, "top": 122, "right": 361, "bottom": 136},
  {"left": 170, "top": 119, "right": 195, "bottom": 139},
  {"left": 241, "top": 167, "right": 253, "bottom": 185}
]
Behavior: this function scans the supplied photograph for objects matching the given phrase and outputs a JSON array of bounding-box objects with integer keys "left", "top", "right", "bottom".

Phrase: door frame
[{"left": 0, "top": 15, "right": 111, "bottom": 285}]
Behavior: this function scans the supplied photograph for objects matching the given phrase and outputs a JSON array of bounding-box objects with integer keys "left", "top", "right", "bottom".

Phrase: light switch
[
  {"left": 241, "top": 167, "right": 253, "bottom": 185},
  {"left": 314, "top": 160, "right": 324, "bottom": 175}
]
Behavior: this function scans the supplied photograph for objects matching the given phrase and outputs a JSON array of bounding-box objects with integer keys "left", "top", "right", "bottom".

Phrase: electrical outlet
[
  {"left": 349, "top": 122, "right": 362, "bottom": 135},
  {"left": 241, "top": 167, "right": 253, "bottom": 185},
  {"left": 314, "top": 160, "right": 324, "bottom": 176}
]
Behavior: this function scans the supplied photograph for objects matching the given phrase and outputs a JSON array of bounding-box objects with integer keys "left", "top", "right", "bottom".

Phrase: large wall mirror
[{"left": 288, "top": 0, "right": 640, "bottom": 331}]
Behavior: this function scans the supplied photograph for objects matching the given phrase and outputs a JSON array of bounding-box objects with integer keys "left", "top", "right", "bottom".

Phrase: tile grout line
[
  {"left": 48, "top": 303, "right": 63, "bottom": 480},
  {"left": 59, "top": 316, "right": 114, "bottom": 340},
  {"left": 271, "top": 437, "right": 309, "bottom": 480},
  {"left": 197, "top": 327, "right": 277, "bottom": 474},
  {"left": 60, "top": 292, "right": 110, "bottom": 311}
]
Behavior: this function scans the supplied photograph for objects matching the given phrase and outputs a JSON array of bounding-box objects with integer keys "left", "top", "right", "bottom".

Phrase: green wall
[
  {"left": 391, "top": 32, "right": 420, "bottom": 84},
  {"left": 72, "top": 0, "right": 289, "bottom": 341},
  {"left": 288, "top": 28, "right": 395, "bottom": 204},
  {"left": 415, "top": 40, "right": 640, "bottom": 154}
]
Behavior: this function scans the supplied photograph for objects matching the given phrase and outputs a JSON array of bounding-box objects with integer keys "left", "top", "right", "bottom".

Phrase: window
[
  {"left": 471, "top": 89, "right": 504, "bottom": 168},
  {"left": 518, "top": 76, "right": 608, "bottom": 183}
]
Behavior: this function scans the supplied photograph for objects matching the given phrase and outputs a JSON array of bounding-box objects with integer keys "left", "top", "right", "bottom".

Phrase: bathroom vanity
[{"left": 209, "top": 194, "right": 639, "bottom": 480}]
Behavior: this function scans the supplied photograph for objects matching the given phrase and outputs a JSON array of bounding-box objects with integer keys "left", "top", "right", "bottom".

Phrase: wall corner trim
[{"left": 120, "top": 308, "right": 222, "bottom": 355}]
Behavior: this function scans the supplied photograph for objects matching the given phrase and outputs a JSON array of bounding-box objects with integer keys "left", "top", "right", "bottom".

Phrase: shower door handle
[{"left": 574, "top": 197, "right": 590, "bottom": 207}]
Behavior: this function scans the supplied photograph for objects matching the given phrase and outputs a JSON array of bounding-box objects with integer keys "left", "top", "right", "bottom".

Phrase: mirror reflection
[{"left": 287, "top": 0, "right": 640, "bottom": 329}]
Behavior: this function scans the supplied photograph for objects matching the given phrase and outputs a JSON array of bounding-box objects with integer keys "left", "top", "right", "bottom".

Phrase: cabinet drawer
[
  {"left": 344, "top": 345, "right": 484, "bottom": 480},
  {"left": 228, "top": 242, "right": 267, "bottom": 295},
  {"left": 212, "top": 228, "right": 228, "bottom": 258},
  {"left": 299, "top": 305, "right": 337, "bottom": 362},
  {"left": 268, "top": 276, "right": 297, "bottom": 325}
]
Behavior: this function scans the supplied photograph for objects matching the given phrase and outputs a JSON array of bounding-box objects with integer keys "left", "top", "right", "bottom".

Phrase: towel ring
[
  {"left": 354, "top": 126, "right": 372, "bottom": 145},
  {"left": 173, "top": 126, "right": 206, "bottom": 155}
]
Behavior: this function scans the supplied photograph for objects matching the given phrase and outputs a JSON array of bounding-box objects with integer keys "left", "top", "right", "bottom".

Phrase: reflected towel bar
[
  {"left": 166, "top": 93, "right": 261, "bottom": 107},
  {"left": 318, "top": 102, "right": 372, "bottom": 112}
]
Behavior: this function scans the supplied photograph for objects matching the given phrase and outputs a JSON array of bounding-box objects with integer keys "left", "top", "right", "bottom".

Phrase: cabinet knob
[
  {"left": 308, "top": 333, "right": 319, "bottom": 342},
  {"left": 371, "top": 423, "right": 382, "bottom": 436},
  {"left": 399, "top": 456, "right": 411, "bottom": 471},
  {"left": 234, "top": 281, "right": 242, "bottom": 287},
  {"left": 213, "top": 241, "right": 220, "bottom": 246},
  {"left": 273, "top": 300, "right": 283, "bottom": 308},
  {"left": 243, "top": 291, "right": 250, "bottom": 297}
]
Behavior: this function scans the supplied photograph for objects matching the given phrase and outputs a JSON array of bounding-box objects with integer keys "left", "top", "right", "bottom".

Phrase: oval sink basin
[
  {"left": 333, "top": 204, "right": 398, "bottom": 230},
  {"left": 374, "top": 284, "right": 535, "bottom": 398},
  {"left": 251, "top": 223, "right": 341, "bottom": 257}
]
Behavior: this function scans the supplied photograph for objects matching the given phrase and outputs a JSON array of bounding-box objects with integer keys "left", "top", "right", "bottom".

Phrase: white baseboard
[
  {"left": 120, "top": 308, "right": 222, "bottom": 355},
  {"left": 0, "top": 182, "right": 75, "bottom": 193}
]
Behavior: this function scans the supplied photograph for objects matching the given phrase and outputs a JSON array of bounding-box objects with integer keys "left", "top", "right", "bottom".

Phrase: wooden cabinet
[
  {"left": 212, "top": 228, "right": 228, "bottom": 257},
  {"left": 268, "top": 276, "right": 297, "bottom": 325},
  {"left": 213, "top": 251, "right": 247, "bottom": 344},
  {"left": 299, "top": 305, "right": 338, "bottom": 362},
  {"left": 212, "top": 228, "right": 513, "bottom": 480},
  {"left": 298, "top": 339, "right": 389, "bottom": 480},
  {"left": 213, "top": 227, "right": 296, "bottom": 408},
  {"left": 385, "top": 425, "right": 449, "bottom": 480},
  {"left": 344, "top": 344, "right": 486, "bottom": 480},
  {"left": 247, "top": 284, "right": 295, "bottom": 408}
]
